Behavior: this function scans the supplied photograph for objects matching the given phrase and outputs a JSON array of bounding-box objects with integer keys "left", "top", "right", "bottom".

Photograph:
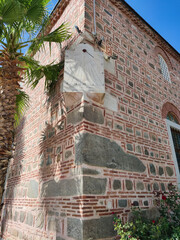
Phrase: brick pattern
[{"left": 1, "top": 0, "right": 180, "bottom": 239}]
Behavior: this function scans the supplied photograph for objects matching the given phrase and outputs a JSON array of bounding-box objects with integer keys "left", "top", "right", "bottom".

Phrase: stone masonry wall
[
  {"left": 1, "top": 0, "right": 180, "bottom": 239},
  {"left": 1, "top": 0, "right": 86, "bottom": 239}
]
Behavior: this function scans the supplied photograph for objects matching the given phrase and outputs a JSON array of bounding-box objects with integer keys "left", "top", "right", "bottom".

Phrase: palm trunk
[{"left": 0, "top": 52, "right": 21, "bottom": 218}]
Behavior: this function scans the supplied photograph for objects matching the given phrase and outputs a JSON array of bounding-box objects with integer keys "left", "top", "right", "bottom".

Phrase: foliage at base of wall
[{"left": 114, "top": 184, "right": 180, "bottom": 240}]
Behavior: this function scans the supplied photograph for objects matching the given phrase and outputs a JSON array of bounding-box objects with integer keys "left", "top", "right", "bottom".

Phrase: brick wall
[{"left": 1, "top": 0, "right": 180, "bottom": 239}]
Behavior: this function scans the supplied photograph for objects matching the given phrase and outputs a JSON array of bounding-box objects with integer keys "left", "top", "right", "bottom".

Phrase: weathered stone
[
  {"left": 126, "top": 180, "right": 133, "bottom": 190},
  {"left": 159, "top": 166, "right": 164, "bottom": 176},
  {"left": 150, "top": 164, "right": 156, "bottom": 175},
  {"left": 67, "top": 218, "right": 83, "bottom": 240},
  {"left": 144, "top": 200, "right": 149, "bottom": 206},
  {"left": 48, "top": 216, "right": 60, "bottom": 232},
  {"left": 67, "top": 104, "right": 104, "bottom": 125},
  {"left": 27, "top": 180, "right": 39, "bottom": 198},
  {"left": 161, "top": 183, "right": 166, "bottom": 191},
  {"left": 56, "top": 237, "right": 65, "bottom": 240},
  {"left": 166, "top": 166, "right": 174, "bottom": 176},
  {"left": 26, "top": 212, "right": 33, "bottom": 226},
  {"left": 127, "top": 144, "right": 133, "bottom": 151},
  {"left": 136, "top": 182, "right": 144, "bottom": 190},
  {"left": 83, "top": 176, "right": 107, "bottom": 195},
  {"left": 141, "top": 207, "right": 160, "bottom": 220},
  {"left": 46, "top": 156, "right": 52, "bottom": 166},
  {"left": 75, "top": 133, "right": 146, "bottom": 173},
  {"left": 41, "top": 178, "right": 81, "bottom": 197},
  {"left": 153, "top": 182, "right": 159, "bottom": 191},
  {"left": 65, "top": 150, "right": 72, "bottom": 159},
  {"left": 67, "top": 216, "right": 115, "bottom": 240},
  {"left": 118, "top": 199, "right": 127, "bottom": 207},
  {"left": 85, "top": 11, "right": 92, "bottom": 21},
  {"left": 133, "top": 201, "right": 139, "bottom": 206},
  {"left": 67, "top": 108, "right": 83, "bottom": 125},
  {"left": 20, "top": 211, "right": 26, "bottom": 223},
  {"left": 84, "top": 104, "right": 104, "bottom": 124},
  {"left": 113, "top": 180, "right": 121, "bottom": 190},
  {"left": 82, "top": 168, "right": 100, "bottom": 175},
  {"left": 35, "top": 211, "right": 45, "bottom": 229}
]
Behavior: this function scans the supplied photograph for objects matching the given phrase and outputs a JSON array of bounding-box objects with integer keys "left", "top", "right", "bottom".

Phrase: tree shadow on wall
[
  {"left": 37, "top": 78, "right": 70, "bottom": 238},
  {"left": 1, "top": 117, "right": 25, "bottom": 237}
]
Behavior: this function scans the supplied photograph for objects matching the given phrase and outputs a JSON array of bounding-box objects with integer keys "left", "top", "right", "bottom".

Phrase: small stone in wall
[
  {"left": 150, "top": 164, "right": 156, "bottom": 175},
  {"left": 161, "top": 183, "right": 166, "bottom": 191},
  {"left": 118, "top": 199, "right": 127, "bottom": 208},
  {"left": 166, "top": 166, "right": 174, "bottom": 176},
  {"left": 159, "top": 166, "right": 164, "bottom": 176},
  {"left": 113, "top": 180, "right": 121, "bottom": 190},
  {"left": 153, "top": 182, "right": 159, "bottom": 191},
  {"left": 126, "top": 180, "right": 133, "bottom": 190},
  {"left": 65, "top": 150, "right": 72, "bottom": 159},
  {"left": 136, "top": 182, "right": 144, "bottom": 190}
]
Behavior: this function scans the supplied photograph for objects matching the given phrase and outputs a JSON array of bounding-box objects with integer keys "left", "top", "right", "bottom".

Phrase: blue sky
[
  {"left": 124, "top": 0, "right": 180, "bottom": 53},
  {"left": 48, "top": 0, "right": 180, "bottom": 53}
]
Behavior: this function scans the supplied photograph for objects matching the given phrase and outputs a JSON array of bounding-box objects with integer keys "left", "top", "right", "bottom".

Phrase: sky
[
  {"left": 124, "top": 0, "right": 180, "bottom": 53},
  {"left": 49, "top": 0, "right": 180, "bottom": 53}
]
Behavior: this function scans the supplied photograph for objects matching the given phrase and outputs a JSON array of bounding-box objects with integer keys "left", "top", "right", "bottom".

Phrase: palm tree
[{"left": 0, "top": 0, "right": 70, "bottom": 215}]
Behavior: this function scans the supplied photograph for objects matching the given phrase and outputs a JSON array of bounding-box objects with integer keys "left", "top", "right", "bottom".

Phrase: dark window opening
[{"left": 171, "top": 128, "right": 180, "bottom": 171}]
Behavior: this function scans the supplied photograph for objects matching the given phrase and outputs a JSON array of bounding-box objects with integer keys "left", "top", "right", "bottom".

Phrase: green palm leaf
[
  {"left": 15, "top": 89, "right": 30, "bottom": 126},
  {"left": 28, "top": 23, "right": 71, "bottom": 54}
]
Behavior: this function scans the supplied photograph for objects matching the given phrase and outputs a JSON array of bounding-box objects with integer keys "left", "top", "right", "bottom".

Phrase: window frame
[
  {"left": 166, "top": 119, "right": 180, "bottom": 189},
  {"left": 158, "top": 54, "right": 171, "bottom": 83}
]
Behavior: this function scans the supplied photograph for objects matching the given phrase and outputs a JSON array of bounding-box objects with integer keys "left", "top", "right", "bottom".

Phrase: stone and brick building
[{"left": 1, "top": 0, "right": 180, "bottom": 239}]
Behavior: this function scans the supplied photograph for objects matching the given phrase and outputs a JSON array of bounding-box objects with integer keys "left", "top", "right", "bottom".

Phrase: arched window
[
  {"left": 158, "top": 54, "right": 171, "bottom": 83},
  {"left": 167, "top": 112, "right": 179, "bottom": 124}
]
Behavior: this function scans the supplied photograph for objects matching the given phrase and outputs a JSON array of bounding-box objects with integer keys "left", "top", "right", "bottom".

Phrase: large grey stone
[
  {"left": 83, "top": 176, "right": 107, "bottom": 195},
  {"left": 41, "top": 178, "right": 81, "bottom": 197},
  {"left": 67, "top": 216, "right": 115, "bottom": 240},
  {"left": 67, "top": 104, "right": 104, "bottom": 125},
  {"left": 67, "top": 218, "right": 83, "bottom": 240},
  {"left": 82, "top": 168, "right": 100, "bottom": 175},
  {"left": 27, "top": 180, "right": 39, "bottom": 198},
  {"left": 75, "top": 133, "right": 146, "bottom": 173}
]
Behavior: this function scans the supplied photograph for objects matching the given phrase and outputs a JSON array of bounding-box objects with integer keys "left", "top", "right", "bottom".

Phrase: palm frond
[
  {"left": 28, "top": 23, "right": 71, "bottom": 54},
  {"left": 20, "top": 55, "right": 64, "bottom": 93},
  {"left": 15, "top": 89, "right": 30, "bottom": 126},
  {"left": 0, "top": 0, "right": 25, "bottom": 24}
]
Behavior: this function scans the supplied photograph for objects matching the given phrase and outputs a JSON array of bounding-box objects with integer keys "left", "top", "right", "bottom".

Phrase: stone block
[
  {"left": 166, "top": 166, "right": 174, "bottom": 176},
  {"left": 83, "top": 176, "right": 107, "bottom": 195},
  {"left": 75, "top": 133, "right": 146, "bottom": 173},
  {"left": 159, "top": 166, "right": 164, "bottom": 176},
  {"left": 113, "top": 180, "right": 121, "bottom": 190},
  {"left": 118, "top": 199, "right": 127, "bottom": 207},
  {"left": 82, "top": 168, "right": 100, "bottom": 175},
  {"left": 150, "top": 164, "right": 156, "bottom": 175},
  {"left": 26, "top": 212, "right": 33, "bottom": 226},
  {"left": 41, "top": 178, "right": 81, "bottom": 197},
  {"left": 67, "top": 218, "right": 83, "bottom": 240},
  {"left": 27, "top": 180, "right": 39, "bottom": 198},
  {"left": 136, "top": 182, "right": 144, "bottom": 190},
  {"left": 126, "top": 180, "right": 133, "bottom": 190},
  {"left": 67, "top": 104, "right": 104, "bottom": 125},
  {"left": 67, "top": 216, "right": 115, "bottom": 240},
  {"left": 35, "top": 211, "right": 45, "bottom": 229}
]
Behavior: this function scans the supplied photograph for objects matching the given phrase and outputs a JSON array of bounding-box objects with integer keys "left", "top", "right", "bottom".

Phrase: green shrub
[{"left": 113, "top": 184, "right": 180, "bottom": 240}]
